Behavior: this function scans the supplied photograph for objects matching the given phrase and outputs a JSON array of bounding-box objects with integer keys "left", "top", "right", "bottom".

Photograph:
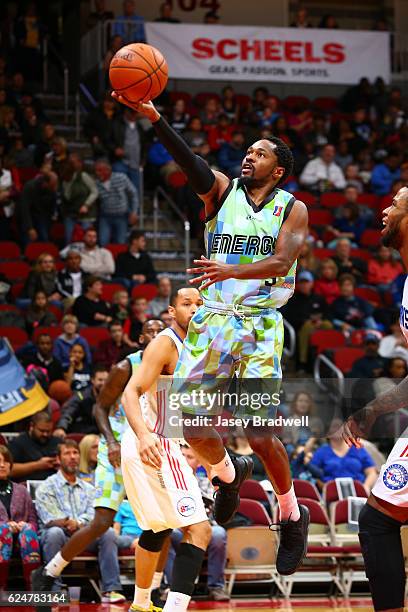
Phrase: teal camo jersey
[
  {"left": 203, "top": 178, "right": 297, "bottom": 308},
  {"left": 104, "top": 350, "right": 143, "bottom": 443}
]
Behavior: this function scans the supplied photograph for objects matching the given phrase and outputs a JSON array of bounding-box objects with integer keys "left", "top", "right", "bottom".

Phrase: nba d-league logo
[
  {"left": 383, "top": 463, "right": 408, "bottom": 490},
  {"left": 177, "top": 496, "right": 196, "bottom": 517}
]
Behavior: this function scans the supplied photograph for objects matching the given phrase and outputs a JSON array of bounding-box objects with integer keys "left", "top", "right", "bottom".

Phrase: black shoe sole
[{"left": 276, "top": 505, "right": 310, "bottom": 576}]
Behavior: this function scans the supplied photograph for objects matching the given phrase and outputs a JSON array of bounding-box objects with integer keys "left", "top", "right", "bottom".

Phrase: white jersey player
[
  {"left": 121, "top": 287, "right": 211, "bottom": 612},
  {"left": 343, "top": 187, "right": 408, "bottom": 612}
]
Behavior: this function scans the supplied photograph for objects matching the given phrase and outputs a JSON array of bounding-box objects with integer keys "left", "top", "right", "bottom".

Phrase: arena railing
[
  {"left": 42, "top": 37, "right": 69, "bottom": 124},
  {"left": 152, "top": 186, "right": 191, "bottom": 274}
]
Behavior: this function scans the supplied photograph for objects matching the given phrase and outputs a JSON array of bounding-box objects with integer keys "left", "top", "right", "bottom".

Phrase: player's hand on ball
[
  {"left": 139, "top": 432, "right": 163, "bottom": 469},
  {"left": 188, "top": 256, "right": 233, "bottom": 290},
  {"left": 111, "top": 91, "right": 160, "bottom": 123}
]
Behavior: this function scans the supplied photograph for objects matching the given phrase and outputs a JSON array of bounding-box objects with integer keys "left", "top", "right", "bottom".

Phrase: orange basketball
[
  {"left": 48, "top": 380, "right": 73, "bottom": 404},
  {"left": 109, "top": 43, "right": 168, "bottom": 104}
]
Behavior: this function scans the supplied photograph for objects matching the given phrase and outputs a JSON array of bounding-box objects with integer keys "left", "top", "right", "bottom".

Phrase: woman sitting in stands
[
  {"left": 22, "top": 252, "right": 61, "bottom": 304},
  {"left": 64, "top": 342, "right": 91, "bottom": 391},
  {"left": 79, "top": 434, "right": 99, "bottom": 485},
  {"left": 0, "top": 445, "right": 40, "bottom": 590},
  {"left": 25, "top": 290, "right": 57, "bottom": 335},
  {"left": 314, "top": 258, "right": 340, "bottom": 305}
]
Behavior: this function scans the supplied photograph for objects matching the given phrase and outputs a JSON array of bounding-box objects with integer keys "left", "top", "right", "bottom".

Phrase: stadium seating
[
  {"left": 354, "top": 287, "right": 381, "bottom": 307},
  {"left": 0, "top": 241, "right": 21, "bottom": 260},
  {"left": 308, "top": 209, "right": 333, "bottom": 226},
  {"left": 238, "top": 498, "right": 271, "bottom": 526},
  {"left": 360, "top": 229, "right": 382, "bottom": 248},
  {"left": 80, "top": 327, "right": 111, "bottom": 348},
  {"left": 105, "top": 243, "right": 128, "bottom": 259},
  {"left": 310, "top": 329, "right": 346, "bottom": 355},
  {"left": 32, "top": 326, "right": 63, "bottom": 342},
  {"left": 293, "top": 479, "right": 322, "bottom": 503},
  {"left": 24, "top": 242, "right": 60, "bottom": 261},
  {"left": 101, "top": 282, "right": 126, "bottom": 302},
  {"left": 0, "top": 326, "right": 28, "bottom": 350},
  {"left": 0, "top": 261, "right": 30, "bottom": 281},
  {"left": 131, "top": 283, "right": 158, "bottom": 300},
  {"left": 331, "top": 347, "right": 365, "bottom": 374},
  {"left": 320, "top": 192, "right": 346, "bottom": 208},
  {"left": 323, "top": 479, "right": 368, "bottom": 509}
]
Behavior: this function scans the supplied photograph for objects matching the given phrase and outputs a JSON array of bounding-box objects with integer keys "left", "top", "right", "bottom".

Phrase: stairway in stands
[{"left": 37, "top": 92, "right": 197, "bottom": 279}]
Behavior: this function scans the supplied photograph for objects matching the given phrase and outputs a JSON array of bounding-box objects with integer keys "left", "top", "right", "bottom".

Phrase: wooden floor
[{"left": 10, "top": 599, "right": 386, "bottom": 612}]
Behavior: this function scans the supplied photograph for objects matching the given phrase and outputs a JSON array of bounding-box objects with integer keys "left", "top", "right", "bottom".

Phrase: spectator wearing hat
[
  {"left": 281, "top": 271, "right": 331, "bottom": 371},
  {"left": 350, "top": 334, "right": 386, "bottom": 379}
]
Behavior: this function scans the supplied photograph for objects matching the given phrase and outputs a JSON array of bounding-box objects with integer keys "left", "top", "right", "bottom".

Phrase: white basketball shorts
[{"left": 121, "top": 427, "right": 208, "bottom": 532}]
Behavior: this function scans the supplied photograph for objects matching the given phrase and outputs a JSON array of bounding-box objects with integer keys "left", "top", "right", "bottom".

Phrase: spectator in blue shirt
[
  {"left": 217, "top": 131, "right": 246, "bottom": 177},
  {"left": 371, "top": 152, "right": 401, "bottom": 195},
  {"left": 111, "top": 0, "right": 145, "bottom": 43},
  {"left": 331, "top": 274, "right": 379, "bottom": 331},
  {"left": 310, "top": 420, "right": 377, "bottom": 492},
  {"left": 114, "top": 498, "right": 142, "bottom": 549}
]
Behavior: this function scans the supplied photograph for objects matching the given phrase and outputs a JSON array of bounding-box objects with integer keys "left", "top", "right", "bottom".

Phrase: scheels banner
[{"left": 145, "top": 23, "right": 390, "bottom": 84}]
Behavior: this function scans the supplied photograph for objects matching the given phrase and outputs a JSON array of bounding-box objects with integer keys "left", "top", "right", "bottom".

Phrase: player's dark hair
[
  {"left": 169, "top": 286, "right": 190, "bottom": 306},
  {"left": 265, "top": 136, "right": 294, "bottom": 185}
]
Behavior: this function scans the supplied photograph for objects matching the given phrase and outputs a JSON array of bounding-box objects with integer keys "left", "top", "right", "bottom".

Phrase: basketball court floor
[{"left": 11, "top": 599, "right": 381, "bottom": 612}]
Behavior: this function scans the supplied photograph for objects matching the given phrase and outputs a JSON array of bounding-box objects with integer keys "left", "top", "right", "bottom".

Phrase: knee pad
[
  {"left": 359, "top": 504, "right": 405, "bottom": 611},
  {"left": 139, "top": 529, "right": 172, "bottom": 553}
]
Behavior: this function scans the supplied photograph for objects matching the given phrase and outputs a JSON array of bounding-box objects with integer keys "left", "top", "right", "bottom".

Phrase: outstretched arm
[
  {"left": 188, "top": 199, "right": 308, "bottom": 290},
  {"left": 342, "top": 374, "right": 408, "bottom": 448},
  {"left": 111, "top": 94, "right": 229, "bottom": 217},
  {"left": 94, "top": 359, "right": 131, "bottom": 467}
]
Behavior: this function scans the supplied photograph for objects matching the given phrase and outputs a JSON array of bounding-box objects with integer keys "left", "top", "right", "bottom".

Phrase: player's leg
[
  {"left": 240, "top": 310, "right": 309, "bottom": 575},
  {"left": 163, "top": 520, "right": 212, "bottom": 612},
  {"left": 130, "top": 529, "right": 172, "bottom": 611},
  {"left": 359, "top": 503, "right": 405, "bottom": 612},
  {"left": 176, "top": 308, "right": 253, "bottom": 523}
]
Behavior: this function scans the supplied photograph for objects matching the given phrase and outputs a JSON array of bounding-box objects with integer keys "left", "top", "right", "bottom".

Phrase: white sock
[
  {"left": 163, "top": 591, "right": 191, "bottom": 612},
  {"left": 151, "top": 571, "right": 163, "bottom": 590},
  {"left": 276, "top": 484, "right": 300, "bottom": 522},
  {"left": 45, "top": 552, "right": 69, "bottom": 577},
  {"left": 133, "top": 586, "right": 151, "bottom": 609},
  {"left": 210, "top": 451, "right": 235, "bottom": 483}
]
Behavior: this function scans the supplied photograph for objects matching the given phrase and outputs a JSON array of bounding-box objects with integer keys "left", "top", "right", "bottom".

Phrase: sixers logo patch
[
  {"left": 177, "top": 496, "right": 196, "bottom": 517},
  {"left": 383, "top": 463, "right": 408, "bottom": 490}
]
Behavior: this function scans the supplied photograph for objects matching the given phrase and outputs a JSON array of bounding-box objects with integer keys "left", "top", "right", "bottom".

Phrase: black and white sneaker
[
  {"left": 31, "top": 565, "right": 56, "bottom": 591},
  {"left": 275, "top": 504, "right": 310, "bottom": 575},
  {"left": 212, "top": 456, "right": 253, "bottom": 525}
]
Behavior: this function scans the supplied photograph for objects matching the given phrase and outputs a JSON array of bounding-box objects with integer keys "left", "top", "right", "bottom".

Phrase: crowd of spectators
[{"left": 0, "top": 0, "right": 406, "bottom": 597}]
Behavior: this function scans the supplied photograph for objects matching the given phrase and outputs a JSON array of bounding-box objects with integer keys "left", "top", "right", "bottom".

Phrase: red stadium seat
[
  {"left": 283, "top": 95, "right": 310, "bottom": 110},
  {"left": 293, "top": 481, "right": 322, "bottom": 503},
  {"left": 167, "top": 171, "right": 187, "bottom": 188},
  {"left": 332, "top": 347, "right": 365, "bottom": 374},
  {"left": 194, "top": 92, "right": 221, "bottom": 107},
  {"left": 80, "top": 327, "right": 111, "bottom": 348},
  {"left": 0, "top": 261, "right": 30, "bottom": 282},
  {"left": 11, "top": 282, "right": 24, "bottom": 299},
  {"left": 354, "top": 287, "right": 381, "bottom": 307},
  {"left": 0, "top": 241, "right": 21, "bottom": 260},
  {"left": 24, "top": 242, "right": 60, "bottom": 262},
  {"left": 32, "top": 326, "right": 63, "bottom": 342},
  {"left": 105, "top": 243, "right": 128, "bottom": 259},
  {"left": 308, "top": 209, "right": 333, "bottom": 226},
  {"left": 310, "top": 329, "right": 346, "bottom": 355},
  {"left": 240, "top": 479, "right": 271, "bottom": 505},
  {"left": 0, "top": 304, "right": 21, "bottom": 313},
  {"left": 314, "top": 248, "right": 335, "bottom": 260},
  {"left": 320, "top": 192, "right": 346, "bottom": 208},
  {"left": 235, "top": 94, "right": 251, "bottom": 110},
  {"left": 357, "top": 194, "right": 380, "bottom": 208},
  {"left": 238, "top": 499, "right": 271, "bottom": 526},
  {"left": 0, "top": 326, "right": 28, "bottom": 350},
  {"left": 360, "top": 229, "right": 382, "bottom": 248},
  {"left": 350, "top": 248, "right": 371, "bottom": 262},
  {"left": 101, "top": 283, "right": 126, "bottom": 302},
  {"left": 169, "top": 91, "right": 192, "bottom": 105},
  {"left": 323, "top": 480, "right": 367, "bottom": 508},
  {"left": 293, "top": 191, "right": 317, "bottom": 207},
  {"left": 50, "top": 223, "right": 65, "bottom": 244},
  {"left": 48, "top": 304, "right": 63, "bottom": 322},
  {"left": 312, "top": 97, "right": 338, "bottom": 113},
  {"left": 131, "top": 283, "right": 158, "bottom": 301}
]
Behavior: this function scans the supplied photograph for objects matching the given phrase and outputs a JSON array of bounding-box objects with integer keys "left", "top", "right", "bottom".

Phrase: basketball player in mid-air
[
  {"left": 342, "top": 186, "right": 408, "bottom": 612},
  {"left": 113, "top": 90, "right": 310, "bottom": 575},
  {"left": 121, "top": 287, "right": 212, "bottom": 612}
]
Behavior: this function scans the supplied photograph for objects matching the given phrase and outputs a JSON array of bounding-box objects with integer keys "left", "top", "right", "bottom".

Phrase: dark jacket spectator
[
  {"left": 83, "top": 98, "right": 117, "bottom": 158},
  {"left": 9, "top": 411, "right": 61, "bottom": 482},
  {"left": 24, "top": 291, "right": 57, "bottom": 335},
  {"left": 22, "top": 253, "right": 60, "bottom": 301},
  {"left": 349, "top": 335, "right": 386, "bottom": 379},
  {"left": 57, "top": 251, "right": 88, "bottom": 301},
  {"left": 115, "top": 230, "right": 157, "bottom": 286},
  {"left": 60, "top": 156, "right": 98, "bottom": 244},
  {"left": 54, "top": 366, "right": 109, "bottom": 436},
  {"left": 63, "top": 343, "right": 92, "bottom": 392},
  {"left": 21, "top": 333, "right": 64, "bottom": 384},
  {"left": 93, "top": 321, "right": 128, "bottom": 368},
  {"left": 19, "top": 173, "right": 58, "bottom": 242},
  {"left": 72, "top": 276, "right": 113, "bottom": 327},
  {"left": 331, "top": 274, "right": 378, "bottom": 331},
  {"left": 281, "top": 272, "right": 329, "bottom": 331},
  {"left": 217, "top": 132, "right": 246, "bottom": 177}
]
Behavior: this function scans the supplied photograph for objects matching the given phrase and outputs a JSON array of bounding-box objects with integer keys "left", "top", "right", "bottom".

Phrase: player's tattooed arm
[
  {"left": 94, "top": 359, "right": 131, "bottom": 466},
  {"left": 342, "top": 374, "right": 408, "bottom": 448},
  {"left": 188, "top": 200, "right": 308, "bottom": 289}
]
